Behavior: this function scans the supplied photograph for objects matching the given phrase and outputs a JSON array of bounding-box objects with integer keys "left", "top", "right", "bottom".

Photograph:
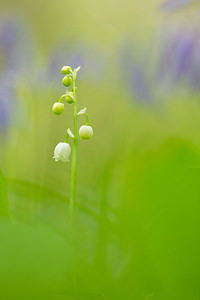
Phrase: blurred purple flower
[
  {"left": 120, "top": 43, "right": 153, "bottom": 102},
  {"left": 157, "top": 23, "right": 200, "bottom": 93},
  {"left": 160, "top": 0, "right": 195, "bottom": 12},
  {"left": 0, "top": 71, "right": 17, "bottom": 130},
  {"left": 119, "top": 18, "right": 200, "bottom": 103},
  {"left": 0, "top": 16, "right": 35, "bottom": 73},
  {"left": 0, "top": 16, "right": 36, "bottom": 131}
]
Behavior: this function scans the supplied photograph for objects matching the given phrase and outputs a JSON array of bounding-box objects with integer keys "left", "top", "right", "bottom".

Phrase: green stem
[
  {"left": 77, "top": 112, "right": 89, "bottom": 125},
  {"left": 83, "top": 113, "right": 89, "bottom": 126},
  {"left": 59, "top": 94, "right": 67, "bottom": 103},
  {"left": 65, "top": 132, "right": 69, "bottom": 143},
  {"left": 69, "top": 73, "right": 78, "bottom": 231}
]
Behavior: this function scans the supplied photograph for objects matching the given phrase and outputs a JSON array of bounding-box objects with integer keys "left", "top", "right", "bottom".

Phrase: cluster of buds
[
  {"left": 52, "top": 66, "right": 75, "bottom": 116},
  {"left": 52, "top": 66, "right": 93, "bottom": 162}
]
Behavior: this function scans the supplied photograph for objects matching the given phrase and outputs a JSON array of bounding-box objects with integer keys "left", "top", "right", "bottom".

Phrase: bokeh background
[{"left": 0, "top": 0, "right": 200, "bottom": 299}]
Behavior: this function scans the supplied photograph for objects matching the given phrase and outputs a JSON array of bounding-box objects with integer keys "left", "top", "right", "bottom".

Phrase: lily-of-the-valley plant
[{"left": 52, "top": 65, "right": 93, "bottom": 228}]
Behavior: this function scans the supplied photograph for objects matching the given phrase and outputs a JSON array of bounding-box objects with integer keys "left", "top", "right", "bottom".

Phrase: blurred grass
[{"left": 2, "top": 131, "right": 200, "bottom": 299}]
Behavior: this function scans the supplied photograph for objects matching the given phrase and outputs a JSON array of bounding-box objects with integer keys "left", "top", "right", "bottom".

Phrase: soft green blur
[{"left": 0, "top": 0, "right": 200, "bottom": 299}]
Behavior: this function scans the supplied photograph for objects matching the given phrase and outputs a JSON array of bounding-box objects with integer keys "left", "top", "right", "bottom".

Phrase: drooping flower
[
  {"left": 52, "top": 102, "right": 65, "bottom": 115},
  {"left": 79, "top": 125, "right": 93, "bottom": 140},
  {"left": 53, "top": 142, "right": 71, "bottom": 162}
]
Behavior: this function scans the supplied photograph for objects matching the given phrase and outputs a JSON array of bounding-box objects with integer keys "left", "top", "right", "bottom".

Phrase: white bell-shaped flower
[{"left": 53, "top": 142, "right": 71, "bottom": 162}]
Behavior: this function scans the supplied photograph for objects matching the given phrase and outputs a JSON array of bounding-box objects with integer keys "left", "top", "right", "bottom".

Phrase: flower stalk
[
  {"left": 52, "top": 66, "right": 93, "bottom": 231},
  {"left": 69, "top": 72, "right": 78, "bottom": 230}
]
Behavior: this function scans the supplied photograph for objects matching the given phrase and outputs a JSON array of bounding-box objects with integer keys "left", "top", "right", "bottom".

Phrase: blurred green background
[{"left": 0, "top": 0, "right": 200, "bottom": 299}]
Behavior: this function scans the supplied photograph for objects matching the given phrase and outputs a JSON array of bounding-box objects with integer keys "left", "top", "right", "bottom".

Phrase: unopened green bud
[
  {"left": 66, "top": 92, "right": 74, "bottom": 104},
  {"left": 61, "top": 66, "right": 72, "bottom": 74},
  {"left": 62, "top": 76, "right": 72, "bottom": 87},
  {"left": 52, "top": 102, "right": 64, "bottom": 115},
  {"left": 79, "top": 125, "right": 93, "bottom": 140}
]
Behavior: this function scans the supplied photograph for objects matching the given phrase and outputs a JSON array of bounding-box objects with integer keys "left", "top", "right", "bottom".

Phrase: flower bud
[
  {"left": 62, "top": 76, "right": 72, "bottom": 87},
  {"left": 79, "top": 125, "right": 93, "bottom": 140},
  {"left": 66, "top": 92, "right": 74, "bottom": 104},
  {"left": 52, "top": 102, "right": 64, "bottom": 115},
  {"left": 53, "top": 142, "right": 71, "bottom": 162},
  {"left": 61, "top": 66, "right": 72, "bottom": 74}
]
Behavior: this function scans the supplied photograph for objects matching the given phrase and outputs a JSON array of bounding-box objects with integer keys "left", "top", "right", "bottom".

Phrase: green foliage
[
  {"left": 0, "top": 170, "right": 9, "bottom": 218},
  {"left": 2, "top": 137, "right": 200, "bottom": 299}
]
